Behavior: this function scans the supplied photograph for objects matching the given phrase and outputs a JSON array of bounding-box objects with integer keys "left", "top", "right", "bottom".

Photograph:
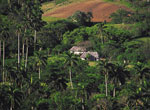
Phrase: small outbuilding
[{"left": 80, "top": 52, "right": 99, "bottom": 61}]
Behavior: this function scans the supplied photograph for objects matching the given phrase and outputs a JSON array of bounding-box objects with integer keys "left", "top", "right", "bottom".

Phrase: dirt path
[{"left": 43, "top": 0, "right": 131, "bottom": 22}]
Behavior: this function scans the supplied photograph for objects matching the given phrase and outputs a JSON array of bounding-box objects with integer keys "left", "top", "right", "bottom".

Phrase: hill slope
[{"left": 42, "top": 0, "right": 131, "bottom": 22}]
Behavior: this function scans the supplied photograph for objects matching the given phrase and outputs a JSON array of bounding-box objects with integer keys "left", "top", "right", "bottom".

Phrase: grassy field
[
  {"left": 105, "top": 23, "right": 134, "bottom": 30},
  {"left": 89, "top": 61, "right": 98, "bottom": 66},
  {"left": 42, "top": 0, "right": 86, "bottom": 13},
  {"left": 103, "top": 0, "right": 134, "bottom": 10},
  {"left": 42, "top": 0, "right": 133, "bottom": 22},
  {"left": 41, "top": 0, "right": 88, "bottom": 22},
  {"left": 42, "top": 16, "right": 64, "bottom": 22},
  {"left": 42, "top": 1, "right": 56, "bottom": 13},
  {"left": 136, "top": 37, "right": 150, "bottom": 42}
]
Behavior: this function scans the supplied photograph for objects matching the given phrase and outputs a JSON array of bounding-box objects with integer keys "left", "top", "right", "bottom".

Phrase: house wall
[{"left": 74, "top": 52, "right": 84, "bottom": 55}]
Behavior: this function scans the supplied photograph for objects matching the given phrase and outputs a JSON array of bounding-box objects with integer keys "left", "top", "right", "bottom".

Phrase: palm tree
[
  {"left": 16, "top": 24, "right": 23, "bottom": 67},
  {"left": 32, "top": 51, "right": 47, "bottom": 79},
  {"left": 27, "top": 0, "right": 44, "bottom": 51},
  {"left": 97, "top": 60, "right": 110, "bottom": 97},
  {"left": 0, "top": 84, "right": 23, "bottom": 110},
  {"left": 126, "top": 81, "right": 150, "bottom": 109},
  {"left": 97, "top": 22, "right": 106, "bottom": 44},
  {"left": 0, "top": 15, "right": 10, "bottom": 82},
  {"left": 64, "top": 51, "right": 79, "bottom": 89},
  {"left": 134, "top": 64, "right": 150, "bottom": 85},
  {"left": 108, "top": 63, "right": 130, "bottom": 97},
  {"left": 23, "top": 29, "right": 33, "bottom": 69}
]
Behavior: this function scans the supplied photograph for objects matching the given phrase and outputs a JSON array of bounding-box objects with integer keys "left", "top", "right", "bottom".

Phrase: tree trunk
[
  {"left": 8, "top": 0, "right": 11, "bottom": 8},
  {"left": 113, "top": 87, "right": 116, "bottom": 97},
  {"left": 25, "top": 39, "right": 28, "bottom": 69},
  {"left": 10, "top": 101, "right": 13, "bottom": 110},
  {"left": 100, "top": 30, "right": 104, "bottom": 44},
  {"left": 10, "top": 106, "right": 12, "bottom": 110},
  {"left": 2, "top": 41, "right": 5, "bottom": 83},
  {"left": 18, "top": 32, "right": 20, "bottom": 66},
  {"left": 82, "top": 98, "right": 85, "bottom": 110},
  {"left": 22, "top": 28, "right": 26, "bottom": 64},
  {"left": 39, "top": 67, "right": 41, "bottom": 79},
  {"left": 105, "top": 73, "right": 108, "bottom": 97},
  {"left": 34, "top": 30, "right": 37, "bottom": 50},
  {"left": 22, "top": 41, "right": 25, "bottom": 62},
  {"left": 31, "top": 74, "right": 33, "bottom": 84},
  {"left": 69, "top": 68, "right": 73, "bottom": 89},
  {"left": 0, "top": 40, "right": 1, "bottom": 64}
]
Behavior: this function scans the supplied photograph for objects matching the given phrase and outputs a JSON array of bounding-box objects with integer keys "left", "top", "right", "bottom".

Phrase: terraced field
[{"left": 42, "top": 0, "right": 131, "bottom": 22}]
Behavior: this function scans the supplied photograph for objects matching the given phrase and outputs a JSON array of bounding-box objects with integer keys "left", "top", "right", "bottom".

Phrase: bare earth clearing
[{"left": 43, "top": 0, "right": 130, "bottom": 22}]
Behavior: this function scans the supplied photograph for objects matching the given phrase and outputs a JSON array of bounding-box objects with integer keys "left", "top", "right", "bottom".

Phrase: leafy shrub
[
  {"left": 104, "top": 26, "right": 132, "bottom": 43},
  {"left": 110, "top": 9, "right": 132, "bottom": 24},
  {"left": 38, "top": 20, "right": 78, "bottom": 50},
  {"left": 68, "top": 11, "right": 93, "bottom": 26},
  {"left": 62, "top": 27, "right": 89, "bottom": 45},
  {"left": 55, "top": 0, "right": 68, "bottom": 4}
]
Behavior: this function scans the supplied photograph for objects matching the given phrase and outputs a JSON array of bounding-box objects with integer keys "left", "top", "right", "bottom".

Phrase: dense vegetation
[
  {"left": 40, "top": 0, "right": 68, "bottom": 4},
  {"left": 0, "top": 0, "right": 150, "bottom": 110}
]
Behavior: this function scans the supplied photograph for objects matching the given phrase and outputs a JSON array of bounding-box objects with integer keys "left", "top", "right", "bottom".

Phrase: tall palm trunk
[
  {"left": 34, "top": 30, "right": 37, "bottom": 50},
  {"left": 25, "top": 39, "right": 28, "bottom": 69},
  {"left": 22, "top": 41, "right": 25, "bottom": 62},
  {"left": 0, "top": 40, "right": 1, "bottom": 63},
  {"left": 18, "top": 32, "right": 20, "bottom": 66},
  {"left": 7, "top": 0, "right": 10, "bottom": 4},
  {"left": 10, "top": 100, "right": 14, "bottom": 110},
  {"left": 39, "top": 67, "right": 41, "bottom": 79},
  {"left": 113, "top": 87, "right": 116, "bottom": 97},
  {"left": 81, "top": 98, "right": 85, "bottom": 110},
  {"left": 69, "top": 68, "right": 73, "bottom": 89},
  {"left": 10, "top": 99, "right": 13, "bottom": 110},
  {"left": 22, "top": 28, "right": 26, "bottom": 64},
  {"left": 2, "top": 41, "right": 5, "bottom": 83},
  {"left": 105, "top": 73, "right": 108, "bottom": 97},
  {"left": 100, "top": 30, "right": 104, "bottom": 44}
]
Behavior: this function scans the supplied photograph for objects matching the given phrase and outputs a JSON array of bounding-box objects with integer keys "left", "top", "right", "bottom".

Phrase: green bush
[
  {"left": 110, "top": 9, "right": 131, "bottom": 24},
  {"left": 55, "top": 0, "right": 68, "bottom": 4},
  {"left": 62, "top": 27, "right": 89, "bottom": 45}
]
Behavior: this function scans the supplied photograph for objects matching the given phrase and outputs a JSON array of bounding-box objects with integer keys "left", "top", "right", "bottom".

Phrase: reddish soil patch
[{"left": 43, "top": 0, "right": 131, "bottom": 22}]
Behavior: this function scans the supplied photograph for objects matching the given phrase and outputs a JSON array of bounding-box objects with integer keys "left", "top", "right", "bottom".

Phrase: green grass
[
  {"left": 42, "top": 0, "right": 84, "bottom": 22},
  {"left": 136, "top": 37, "right": 150, "bottom": 42},
  {"left": 42, "top": 16, "right": 65, "bottom": 22},
  {"left": 104, "top": 23, "right": 136, "bottom": 32},
  {"left": 42, "top": 1, "right": 55, "bottom": 13},
  {"left": 103, "top": 0, "right": 135, "bottom": 10},
  {"left": 89, "top": 61, "right": 98, "bottom": 66},
  {"left": 105, "top": 23, "right": 133, "bottom": 28},
  {"left": 55, "top": 0, "right": 68, "bottom": 5},
  {"left": 42, "top": 0, "right": 86, "bottom": 12}
]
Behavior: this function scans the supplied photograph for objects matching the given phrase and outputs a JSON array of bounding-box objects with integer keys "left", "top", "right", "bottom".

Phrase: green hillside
[{"left": 0, "top": 0, "right": 150, "bottom": 109}]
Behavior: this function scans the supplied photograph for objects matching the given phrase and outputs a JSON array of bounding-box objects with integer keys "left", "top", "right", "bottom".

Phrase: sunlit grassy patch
[
  {"left": 103, "top": 0, "right": 134, "bottom": 10},
  {"left": 105, "top": 23, "right": 134, "bottom": 29},
  {"left": 136, "top": 37, "right": 150, "bottom": 42},
  {"left": 89, "top": 61, "right": 98, "bottom": 66},
  {"left": 42, "top": 1, "right": 55, "bottom": 13},
  {"left": 42, "top": 16, "right": 65, "bottom": 22}
]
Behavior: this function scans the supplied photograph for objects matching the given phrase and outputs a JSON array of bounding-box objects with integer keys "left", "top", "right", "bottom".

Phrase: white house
[
  {"left": 80, "top": 52, "right": 99, "bottom": 61},
  {"left": 70, "top": 46, "right": 86, "bottom": 55}
]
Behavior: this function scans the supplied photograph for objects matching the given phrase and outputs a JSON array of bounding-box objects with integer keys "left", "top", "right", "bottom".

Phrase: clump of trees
[{"left": 68, "top": 10, "right": 93, "bottom": 26}]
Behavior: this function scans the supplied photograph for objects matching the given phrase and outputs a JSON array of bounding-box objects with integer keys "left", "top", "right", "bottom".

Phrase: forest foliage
[{"left": 0, "top": 0, "right": 150, "bottom": 110}]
